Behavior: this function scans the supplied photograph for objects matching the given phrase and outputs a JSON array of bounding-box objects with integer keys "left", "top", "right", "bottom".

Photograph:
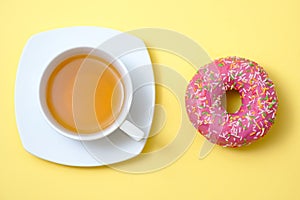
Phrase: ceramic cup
[{"left": 39, "top": 47, "right": 144, "bottom": 141}]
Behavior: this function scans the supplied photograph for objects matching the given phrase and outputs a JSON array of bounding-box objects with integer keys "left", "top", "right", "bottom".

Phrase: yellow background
[{"left": 0, "top": 0, "right": 299, "bottom": 199}]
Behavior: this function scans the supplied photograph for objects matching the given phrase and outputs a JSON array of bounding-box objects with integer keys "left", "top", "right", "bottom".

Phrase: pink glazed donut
[{"left": 185, "top": 57, "right": 278, "bottom": 147}]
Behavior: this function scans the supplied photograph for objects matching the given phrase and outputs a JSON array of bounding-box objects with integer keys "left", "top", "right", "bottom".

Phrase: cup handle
[{"left": 119, "top": 120, "right": 145, "bottom": 141}]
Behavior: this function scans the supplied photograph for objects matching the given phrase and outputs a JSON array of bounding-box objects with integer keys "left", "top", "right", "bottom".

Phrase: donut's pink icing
[{"left": 185, "top": 57, "right": 278, "bottom": 147}]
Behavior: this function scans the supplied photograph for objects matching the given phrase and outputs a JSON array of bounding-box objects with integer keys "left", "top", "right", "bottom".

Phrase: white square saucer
[{"left": 15, "top": 27, "right": 155, "bottom": 167}]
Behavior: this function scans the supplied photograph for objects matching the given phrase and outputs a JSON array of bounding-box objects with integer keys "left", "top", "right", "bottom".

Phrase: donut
[{"left": 185, "top": 57, "right": 278, "bottom": 147}]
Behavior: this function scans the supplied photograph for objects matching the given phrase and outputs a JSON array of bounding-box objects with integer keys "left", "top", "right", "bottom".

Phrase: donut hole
[{"left": 221, "top": 90, "right": 242, "bottom": 113}]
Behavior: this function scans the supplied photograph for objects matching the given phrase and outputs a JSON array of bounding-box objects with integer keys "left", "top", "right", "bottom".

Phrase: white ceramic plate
[{"left": 15, "top": 26, "right": 155, "bottom": 167}]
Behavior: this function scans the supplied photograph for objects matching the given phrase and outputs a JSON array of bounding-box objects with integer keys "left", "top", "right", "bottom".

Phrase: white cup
[{"left": 39, "top": 47, "right": 145, "bottom": 141}]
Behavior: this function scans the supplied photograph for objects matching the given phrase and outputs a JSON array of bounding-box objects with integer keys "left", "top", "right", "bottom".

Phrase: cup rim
[{"left": 38, "top": 47, "right": 133, "bottom": 141}]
